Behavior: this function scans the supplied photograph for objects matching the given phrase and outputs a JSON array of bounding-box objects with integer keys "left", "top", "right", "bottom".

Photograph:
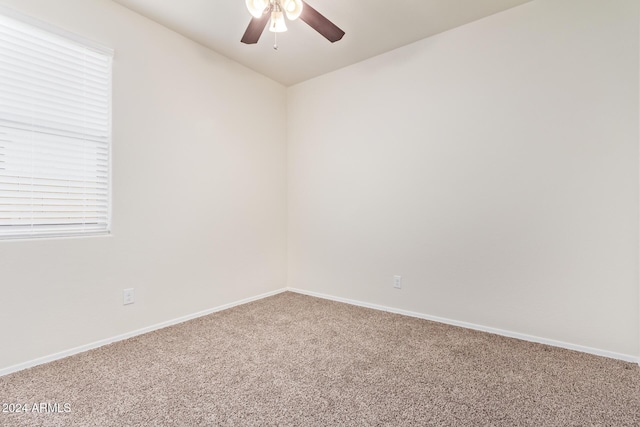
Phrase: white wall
[
  {"left": 0, "top": 0, "right": 287, "bottom": 370},
  {"left": 288, "top": 0, "right": 640, "bottom": 357},
  {"left": 1, "top": 0, "right": 638, "bottom": 372}
]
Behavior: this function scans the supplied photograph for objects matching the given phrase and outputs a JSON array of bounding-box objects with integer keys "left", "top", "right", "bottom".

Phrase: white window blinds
[{"left": 0, "top": 10, "right": 113, "bottom": 239}]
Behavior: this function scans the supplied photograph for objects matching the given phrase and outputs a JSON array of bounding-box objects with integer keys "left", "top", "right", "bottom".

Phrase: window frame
[{"left": 0, "top": 5, "right": 114, "bottom": 240}]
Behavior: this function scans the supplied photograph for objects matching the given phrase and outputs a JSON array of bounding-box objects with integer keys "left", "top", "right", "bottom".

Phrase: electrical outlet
[
  {"left": 393, "top": 275, "right": 402, "bottom": 289},
  {"left": 123, "top": 288, "right": 135, "bottom": 305}
]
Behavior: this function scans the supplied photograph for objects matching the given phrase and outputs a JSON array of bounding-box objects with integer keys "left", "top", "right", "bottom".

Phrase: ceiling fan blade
[
  {"left": 300, "top": 1, "right": 345, "bottom": 43},
  {"left": 241, "top": 11, "right": 270, "bottom": 44}
]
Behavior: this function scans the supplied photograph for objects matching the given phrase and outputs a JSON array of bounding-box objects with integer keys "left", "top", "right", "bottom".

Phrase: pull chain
[{"left": 273, "top": 32, "right": 278, "bottom": 50}]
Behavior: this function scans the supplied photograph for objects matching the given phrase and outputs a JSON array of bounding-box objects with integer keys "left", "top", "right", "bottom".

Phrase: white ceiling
[{"left": 111, "top": 0, "right": 533, "bottom": 86}]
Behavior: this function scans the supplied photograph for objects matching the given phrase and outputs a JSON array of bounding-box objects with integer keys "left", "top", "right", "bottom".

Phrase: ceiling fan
[{"left": 241, "top": 0, "right": 345, "bottom": 46}]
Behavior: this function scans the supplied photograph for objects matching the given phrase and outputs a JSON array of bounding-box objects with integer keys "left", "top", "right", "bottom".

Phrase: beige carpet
[{"left": 0, "top": 292, "right": 639, "bottom": 426}]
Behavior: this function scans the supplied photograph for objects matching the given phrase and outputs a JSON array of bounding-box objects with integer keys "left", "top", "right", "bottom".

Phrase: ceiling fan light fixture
[
  {"left": 269, "top": 9, "right": 287, "bottom": 32},
  {"left": 283, "top": 0, "right": 303, "bottom": 20},
  {"left": 246, "top": 0, "right": 269, "bottom": 18},
  {"left": 241, "top": 0, "right": 345, "bottom": 46}
]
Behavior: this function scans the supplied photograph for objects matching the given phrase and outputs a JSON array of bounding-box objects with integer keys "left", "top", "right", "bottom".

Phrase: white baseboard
[
  {"left": 0, "top": 288, "right": 288, "bottom": 377},
  {"left": 288, "top": 287, "right": 640, "bottom": 365},
  {"left": 3, "top": 286, "right": 637, "bottom": 377}
]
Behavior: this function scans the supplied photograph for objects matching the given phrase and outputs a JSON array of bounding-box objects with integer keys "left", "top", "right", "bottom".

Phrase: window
[{"left": 0, "top": 9, "right": 113, "bottom": 239}]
